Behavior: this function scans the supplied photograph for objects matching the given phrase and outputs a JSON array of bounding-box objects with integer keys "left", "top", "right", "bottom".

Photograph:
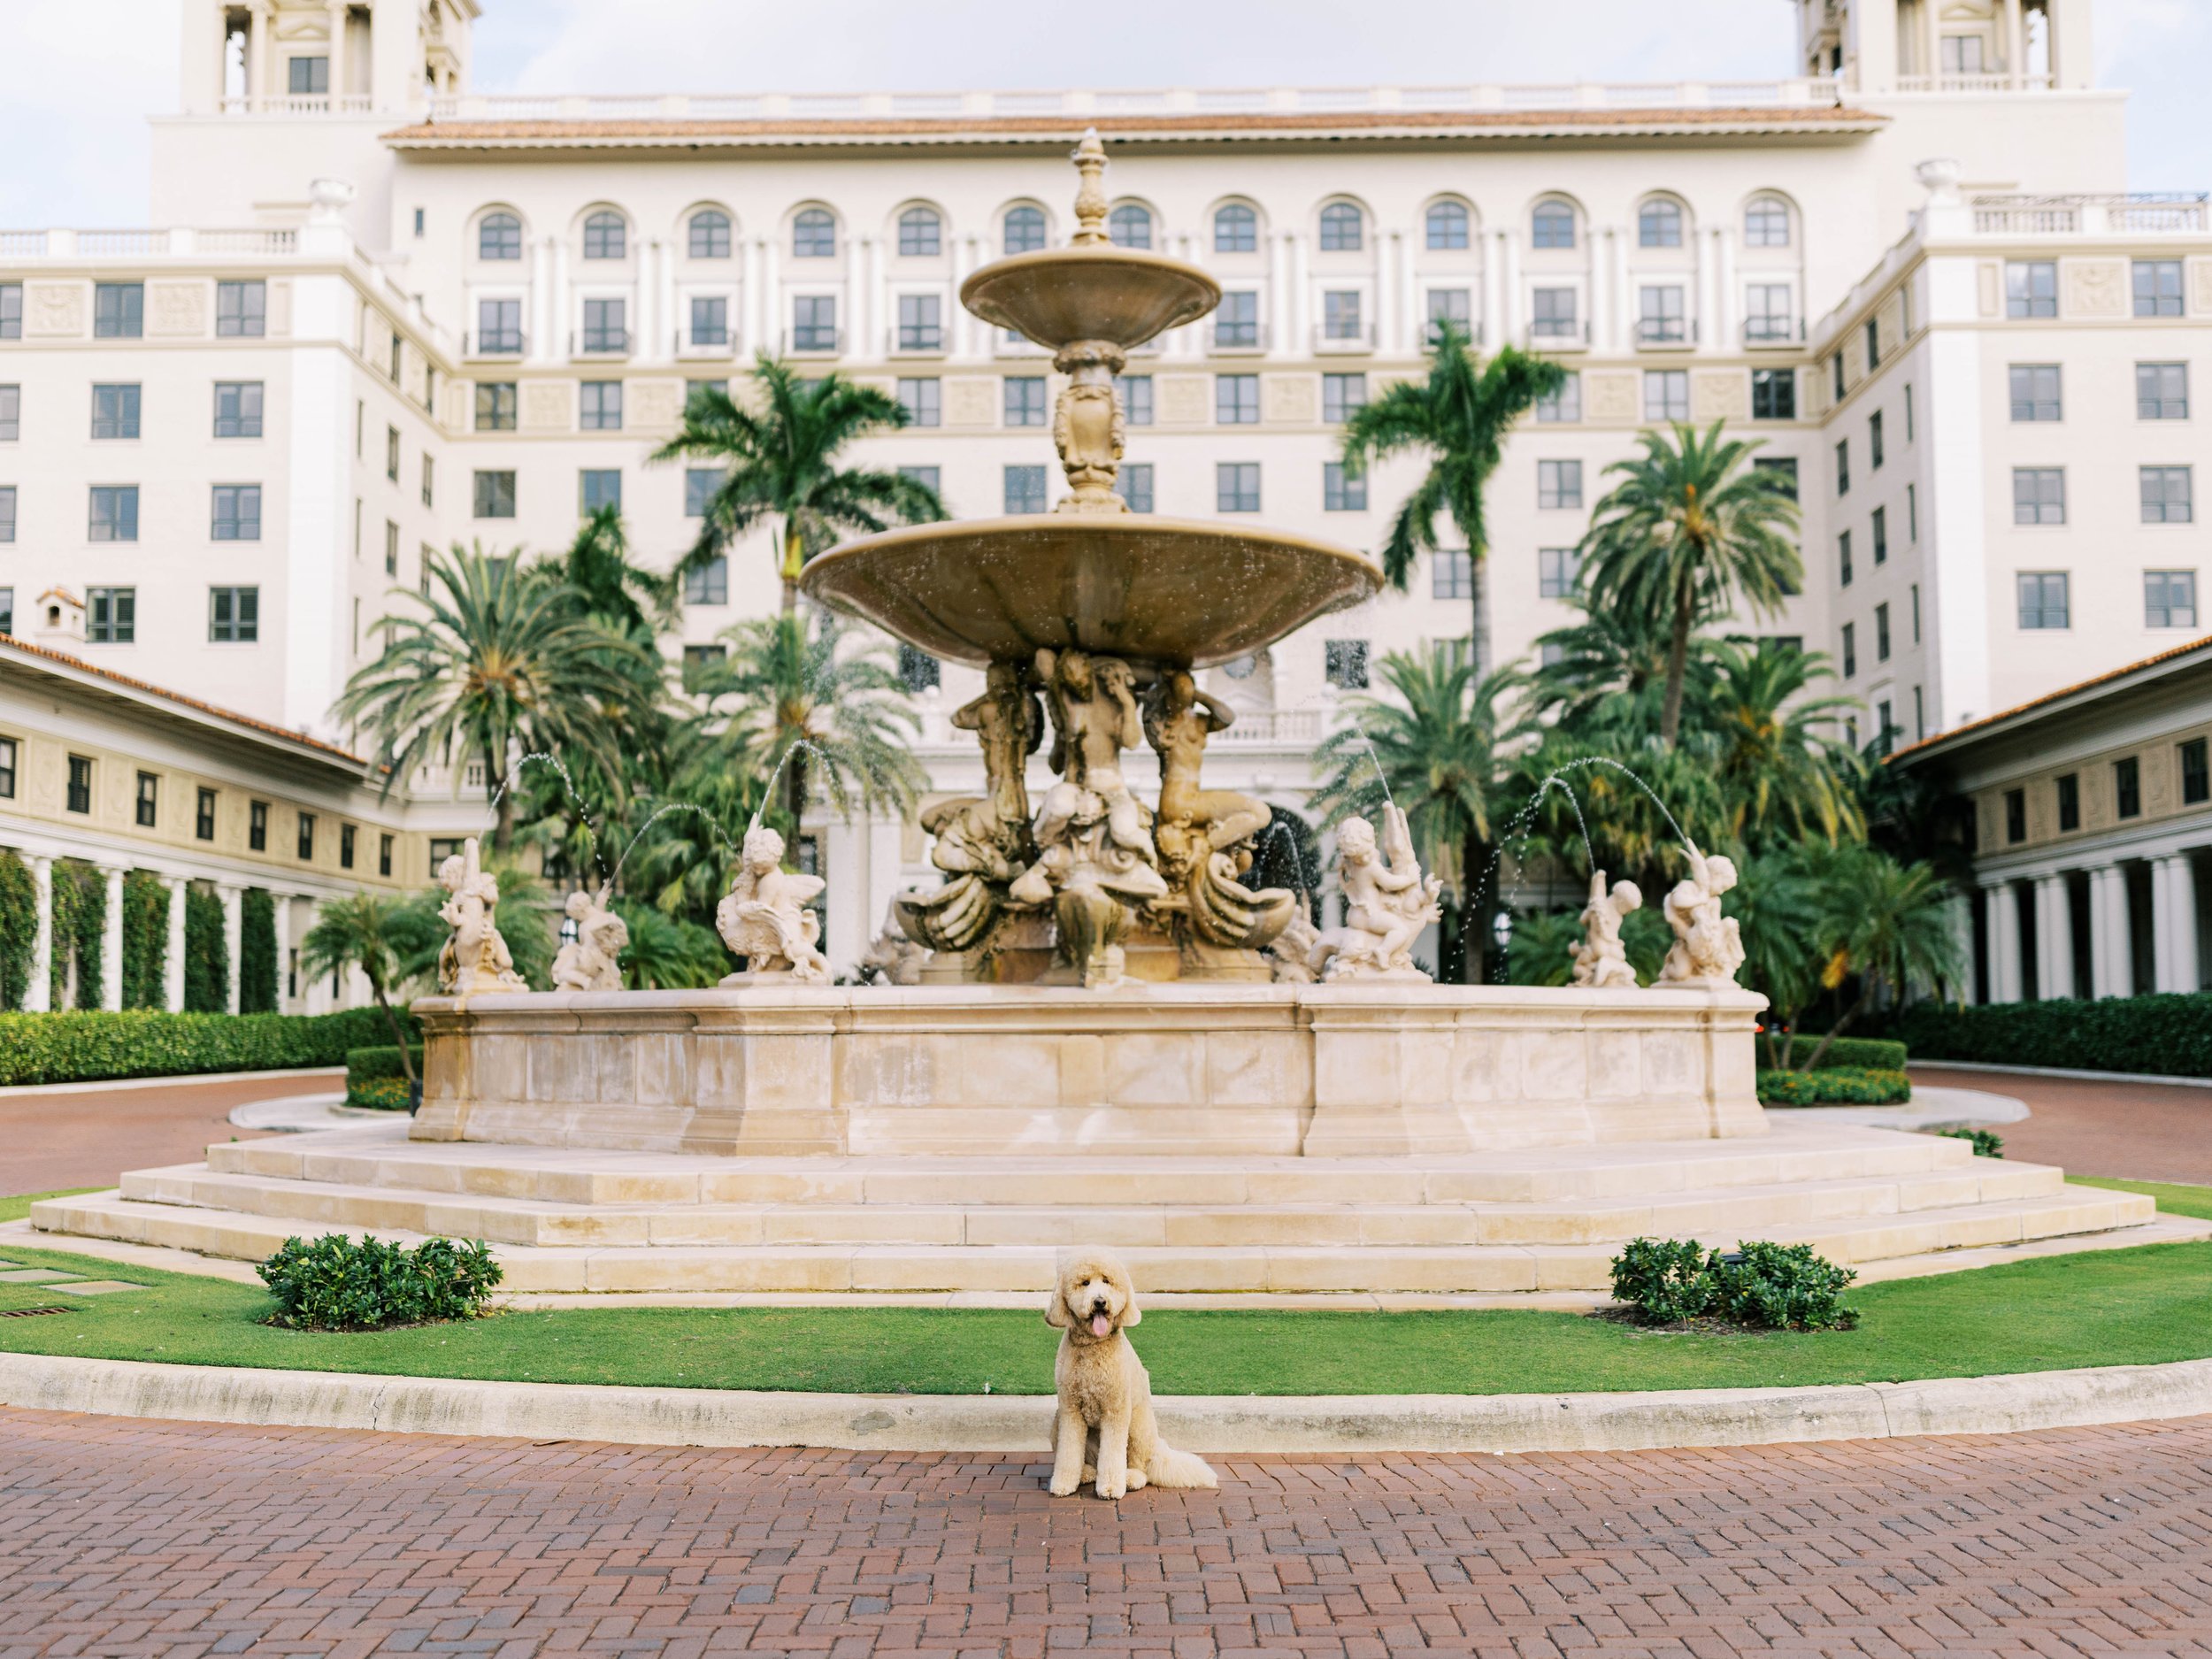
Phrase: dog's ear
[
  {"left": 1113, "top": 1262, "right": 1140, "bottom": 1328},
  {"left": 1044, "top": 1274, "right": 1072, "bottom": 1327}
]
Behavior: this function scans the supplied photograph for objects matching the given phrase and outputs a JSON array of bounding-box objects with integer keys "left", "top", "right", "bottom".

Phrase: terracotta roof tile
[{"left": 1888, "top": 633, "right": 2212, "bottom": 764}]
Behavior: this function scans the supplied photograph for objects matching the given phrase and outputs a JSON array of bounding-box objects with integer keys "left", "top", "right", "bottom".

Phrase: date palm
[
  {"left": 297, "top": 894, "right": 438, "bottom": 1082},
  {"left": 654, "top": 356, "right": 947, "bottom": 614},
  {"left": 1802, "top": 850, "right": 1965, "bottom": 1069},
  {"left": 335, "top": 544, "right": 653, "bottom": 854},
  {"left": 1577, "top": 420, "right": 1802, "bottom": 749},
  {"left": 1338, "top": 321, "right": 1566, "bottom": 672},
  {"left": 1706, "top": 640, "right": 1866, "bottom": 850}
]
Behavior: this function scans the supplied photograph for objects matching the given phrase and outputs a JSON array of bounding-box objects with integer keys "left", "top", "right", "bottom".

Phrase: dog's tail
[{"left": 1146, "top": 1442, "right": 1218, "bottom": 1489}]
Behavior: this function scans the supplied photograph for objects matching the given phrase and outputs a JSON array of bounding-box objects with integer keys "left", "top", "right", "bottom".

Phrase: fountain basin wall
[{"left": 409, "top": 985, "right": 1766, "bottom": 1158}]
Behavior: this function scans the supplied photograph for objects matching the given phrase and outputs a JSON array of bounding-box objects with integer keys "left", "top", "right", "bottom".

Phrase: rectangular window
[
  {"left": 66, "top": 756, "right": 92, "bottom": 814},
  {"left": 1876, "top": 601, "right": 1891, "bottom": 662},
  {"left": 341, "top": 824, "right": 357, "bottom": 871},
  {"left": 296, "top": 812, "right": 315, "bottom": 861},
  {"left": 2013, "top": 468, "right": 2065, "bottom": 525},
  {"left": 1869, "top": 410, "right": 1884, "bottom": 469},
  {"left": 1872, "top": 506, "right": 1888, "bottom": 565},
  {"left": 1643, "top": 370, "right": 1688, "bottom": 423},
  {"left": 1904, "top": 383, "right": 1914, "bottom": 441},
  {"left": 2017, "top": 571, "right": 2070, "bottom": 629},
  {"left": 2138, "top": 363, "right": 2189, "bottom": 420},
  {"left": 1322, "top": 373, "right": 1367, "bottom": 425},
  {"left": 1424, "top": 287, "right": 1471, "bottom": 346},
  {"left": 379, "top": 833, "right": 393, "bottom": 877},
  {"left": 0, "top": 487, "right": 16, "bottom": 543},
  {"left": 90, "top": 383, "right": 141, "bottom": 440},
  {"left": 288, "top": 53, "right": 328, "bottom": 93},
  {"left": 1754, "top": 456, "right": 1798, "bottom": 501},
  {"left": 2006, "top": 260, "right": 2057, "bottom": 319},
  {"left": 88, "top": 587, "right": 134, "bottom": 643},
  {"left": 210, "top": 380, "right": 265, "bottom": 440},
  {"left": 1745, "top": 283, "right": 1793, "bottom": 343},
  {"left": 134, "top": 771, "right": 157, "bottom": 828},
  {"left": 689, "top": 295, "right": 729, "bottom": 347},
  {"left": 1832, "top": 352, "right": 1846, "bottom": 401},
  {"left": 581, "top": 296, "right": 628, "bottom": 352},
  {"left": 1115, "top": 463, "right": 1154, "bottom": 514},
  {"left": 2141, "top": 465, "right": 2193, "bottom": 523},
  {"left": 2146, "top": 569, "right": 2198, "bottom": 628},
  {"left": 421, "top": 453, "right": 434, "bottom": 510},
  {"left": 473, "top": 470, "right": 517, "bottom": 518},
  {"left": 1539, "top": 547, "right": 1579, "bottom": 599},
  {"left": 211, "top": 483, "right": 261, "bottom": 541},
  {"left": 684, "top": 556, "right": 728, "bottom": 606},
  {"left": 1003, "top": 465, "right": 1047, "bottom": 514},
  {"left": 1532, "top": 287, "right": 1578, "bottom": 340},
  {"left": 1751, "top": 368, "right": 1795, "bottom": 420},
  {"left": 790, "top": 295, "right": 836, "bottom": 351},
  {"left": 1863, "top": 318, "right": 1880, "bottom": 371},
  {"left": 196, "top": 787, "right": 216, "bottom": 841},
  {"left": 1217, "top": 462, "right": 1260, "bottom": 513},
  {"left": 1214, "top": 290, "right": 1260, "bottom": 348},
  {"left": 1834, "top": 439, "right": 1849, "bottom": 496},
  {"left": 898, "top": 645, "right": 941, "bottom": 694},
  {"left": 1636, "top": 284, "right": 1686, "bottom": 344},
  {"left": 0, "top": 383, "right": 16, "bottom": 442},
  {"left": 1839, "top": 530, "right": 1853, "bottom": 588},
  {"left": 1911, "top": 583, "right": 1921, "bottom": 641},
  {"left": 0, "top": 283, "right": 19, "bottom": 340},
  {"left": 896, "top": 377, "right": 941, "bottom": 427},
  {"left": 1322, "top": 289, "right": 1363, "bottom": 342},
  {"left": 1004, "top": 377, "right": 1048, "bottom": 427},
  {"left": 1322, "top": 462, "right": 1365, "bottom": 511},
  {"left": 2009, "top": 364, "right": 2062, "bottom": 422},
  {"left": 580, "top": 380, "right": 623, "bottom": 430},
  {"left": 2004, "top": 788, "right": 2026, "bottom": 844},
  {"left": 215, "top": 280, "right": 265, "bottom": 338},
  {"left": 897, "top": 293, "right": 942, "bottom": 351},
  {"left": 1537, "top": 459, "right": 1582, "bottom": 510},
  {"left": 2184, "top": 739, "right": 2210, "bottom": 807},
  {"left": 684, "top": 467, "right": 719, "bottom": 517},
  {"left": 209, "top": 585, "right": 258, "bottom": 641},
  {"left": 1118, "top": 375, "right": 1154, "bottom": 426},
  {"left": 2116, "top": 756, "right": 2142, "bottom": 819},
  {"left": 685, "top": 379, "right": 728, "bottom": 411},
  {"left": 2058, "top": 772, "right": 2081, "bottom": 832},
  {"left": 475, "top": 296, "right": 522, "bottom": 354},
  {"left": 1840, "top": 622, "right": 1856, "bottom": 678},
  {"left": 0, "top": 736, "right": 13, "bottom": 798},
  {"left": 93, "top": 282, "right": 143, "bottom": 338},
  {"left": 1432, "top": 549, "right": 1472, "bottom": 600},
  {"left": 1537, "top": 372, "right": 1581, "bottom": 424},
  {"left": 2134, "top": 259, "right": 2184, "bottom": 319},
  {"left": 580, "top": 469, "right": 621, "bottom": 514},
  {"left": 474, "top": 382, "right": 518, "bottom": 432},
  {"left": 1325, "top": 639, "right": 1370, "bottom": 689},
  {"left": 680, "top": 644, "right": 726, "bottom": 691},
  {"left": 89, "top": 486, "right": 138, "bottom": 541},
  {"left": 1908, "top": 483, "right": 1919, "bottom": 541},
  {"left": 1216, "top": 374, "right": 1259, "bottom": 425}
]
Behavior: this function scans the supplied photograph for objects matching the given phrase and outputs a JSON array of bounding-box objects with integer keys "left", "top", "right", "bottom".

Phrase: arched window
[
  {"left": 1745, "top": 196, "right": 1792, "bottom": 249},
  {"left": 897, "top": 206, "right": 941, "bottom": 257},
  {"left": 1213, "top": 203, "right": 1257, "bottom": 254},
  {"left": 793, "top": 208, "right": 836, "bottom": 258},
  {"left": 1318, "top": 202, "right": 1363, "bottom": 252},
  {"left": 1531, "top": 198, "right": 1576, "bottom": 250},
  {"left": 582, "top": 211, "right": 626, "bottom": 260},
  {"left": 687, "top": 209, "right": 731, "bottom": 259},
  {"left": 1003, "top": 204, "right": 1047, "bottom": 254},
  {"left": 477, "top": 211, "right": 521, "bottom": 260},
  {"left": 1425, "top": 201, "right": 1470, "bottom": 250},
  {"left": 1638, "top": 198, "right": 1684, "bottom": 249},
  {"left": 1108, "top": 204, "right": 1152, "bottom": 250}
]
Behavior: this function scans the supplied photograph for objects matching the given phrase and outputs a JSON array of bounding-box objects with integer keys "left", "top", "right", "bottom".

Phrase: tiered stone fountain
[{"left": 30, "top": 139, "right": 2162, "bottom": 1296}]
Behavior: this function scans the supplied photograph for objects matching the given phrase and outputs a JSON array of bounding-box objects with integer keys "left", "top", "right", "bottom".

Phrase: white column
[
  {"left": 659, "top": 235, "right": 678, "bottom": 360},
  {"left": 163, "top": 877, "right": 188, "bottom": 1012},
  {"left": 1922, "top": 0, "right": 1940, "bottom": 79},
  {"left": 741, "top": 235, "right": 763, "bottom": 355},
  {"left": 1605, "top": 227, "right": 1627, "bottom": 353},
  {"left": 2004, "top": 0, "right": 2025, "bottom": 85},
  {"left": 2088, "top": 864, "right": 2131, "bottom": 997},
  {"left": 2034, "top": 872, "right": 2073, "bottom": 1001},
  {"left": 249, "top": 0, "right": 271, "bottom": 104},
  {"left": 1710, "top": 225, "right": 1734, "bottom": 349},
  {"left": 636, "top": 241, "right": 658, "bottom": 363},
  {"left": 760, "top": 237, "right": 780, "bottom": 355},
  {"left": 1377, "top": 231, "right": 1399, "bottom": 356},
  {"left": 1399, "top": 231, "right": 1418, "bottom": 352},
  {"left": 2154, "top": 854, "right": 2200, "bottom": 993},
  {"left": 25, "top": 855, "right": 52, "bottom": 1012},
  {"left": 1287, "top": 233, "right": 1310, "bottom": 349},
  {"left": 528, "top": 235, "right": 552, "bottom": 361},
  {"left": 99, "top": 865, "right": 125, "bottom": 1011},
  {"left": 549, "top": 237, "right": 570, "bottom": 362},
  {"left": 1495, "top": 228, "right": 1520, "bottom": 343},
  {"left": 1985, "top": 880, "right": 2022, "bottom": 1002},
  {"left": 324, "top": 2, "right": 347, "bottom": 104},
  {"left": 219, "top": 884, "right": 243, "bottom": 1014}
]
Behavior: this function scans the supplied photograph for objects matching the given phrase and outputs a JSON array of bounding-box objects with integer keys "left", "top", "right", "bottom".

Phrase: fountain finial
[{"left": 1070, "top": 127, "right": 1110, "bottom": 246}]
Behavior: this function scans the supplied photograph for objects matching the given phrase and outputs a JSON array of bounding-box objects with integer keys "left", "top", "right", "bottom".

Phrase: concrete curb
[
  {"left": 0, "top": 1066, "right": 345, "bottom": 1100},
  {"left": 3, "top": 1349, "right": 2208, "bottom": 1456},
  {"left": 1912, "top": 1058, "right": 2212, "bottom": 1090}
]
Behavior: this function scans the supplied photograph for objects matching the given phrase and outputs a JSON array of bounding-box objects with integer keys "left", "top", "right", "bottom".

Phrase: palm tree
[
  {"left": 335, "top": 545, "right": 655, "bottom": 854},
  {"left": 297, "top": 894, "right": 437, "bottom": 1083},
  {"left": 695, "top": 612, "right": 926, "bottom": 840},
  {"left": 1707, "top": 641, "right": 1866, "bottom": 850},
  {"left": 1338, "top": 322, "right": 1566, "bottom": 672},
  {"left": 1311, "top": 645, "right": 1524, "bottom": 982},
  {"left": 1802, "top": 850, "right": 1965, "bottom": 1069},
  {"left": 553, "top": 505, "right": 675, "bottom": 641},
  {"left": 653, "top": 357, "right": 948, "bottom": 614},
  {"left": 1578, "top": 420, "right": 1802, "bottom": 749},
  {"left": 611, "top": 901, "right": 729, "bottom": 989},
  {"left": 1525, "top": 595, "right": 1727, "bottom": 741}
]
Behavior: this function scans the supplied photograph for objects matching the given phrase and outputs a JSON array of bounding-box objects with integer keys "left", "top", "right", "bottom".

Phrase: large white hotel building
[{"left": 3, "top": 0, "right": 2210, "bottom": 996}]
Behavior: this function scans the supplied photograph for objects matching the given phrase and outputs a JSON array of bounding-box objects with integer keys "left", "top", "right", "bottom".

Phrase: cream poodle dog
[{"left": 1046, "top": 1249, "right": 1217, "bottom": 1499}]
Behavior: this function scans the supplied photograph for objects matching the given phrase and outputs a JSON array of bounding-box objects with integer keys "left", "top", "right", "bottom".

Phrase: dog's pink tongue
[{"left": 1089, "top": 1312, "right": 1111, "bottom": 1338}]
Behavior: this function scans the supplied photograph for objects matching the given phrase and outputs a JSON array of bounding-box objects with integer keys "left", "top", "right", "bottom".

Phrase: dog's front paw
[
  {"left": 1048, "top": 1471, "right": 1081, "bottom": 1497},
  {"left": 1125, "top": 1469, "right": 1148, "bottom": 1491},
  {"left": 1094, "top": 1473, "right": 1127, "bottom": 1500}
]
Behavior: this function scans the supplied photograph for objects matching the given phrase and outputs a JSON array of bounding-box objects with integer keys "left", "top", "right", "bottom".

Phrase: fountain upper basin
[
  {"left": 802, "top": 515, "right": 1383, "bottom": 667},
  {"left": 960, "top": 246, "right": 1219, "bottom": 351}
]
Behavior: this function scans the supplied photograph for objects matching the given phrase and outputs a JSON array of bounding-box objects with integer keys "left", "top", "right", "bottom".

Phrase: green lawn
[
  {"left": 0, "top": 1190, "right": 101, "bottom": 1225},
  {"left": 1, "top": 1233, "right": 2208, "bottom": 1396},
  {"left": 2070, "top": 1177, "right": 2212, "bottom": 1222}
]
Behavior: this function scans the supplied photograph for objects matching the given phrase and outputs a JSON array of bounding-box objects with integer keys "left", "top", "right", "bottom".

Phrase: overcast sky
[{"left": 3, "top": 0, "right": 2209, "bottom": 226}]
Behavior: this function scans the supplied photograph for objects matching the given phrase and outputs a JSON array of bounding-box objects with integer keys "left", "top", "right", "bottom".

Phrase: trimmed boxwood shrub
[
  {"left": 1938, "top": 1126, "right": 2005, "bottom": 1158},
  {"left": 1891, "top": 994, "right": 2212, "bottom": 1079},
  {"left": 1756, "top": 1067, "right": 1912, "bottom": 1106},
  {"left": 1757, "top": 1034, "right": 1908, "bottom": 1072},
  {"left": 0, "top": 1006, "right": 417, "bottom": 1087},
  {"left": 345, "top": 1044, "right": 424, "bottom": 1086},
  {"left": 1609, "top": 1237, "right": 1859, "bottom": 1331},
  {"left": 257, "top": 1233, "right": 502, "bottom": 1331}
]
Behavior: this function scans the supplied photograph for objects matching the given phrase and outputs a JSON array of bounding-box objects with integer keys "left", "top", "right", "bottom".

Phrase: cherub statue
[
  {"left": 1011, "top": 648, "right": 1166, "bottom": 918},
  {"left": 1310, "top": 804, "right": 1444, "bottom": 982},
  {"left": 859, "top": 902, "right": 928, "bottom": 987},
  {"left": 716, "top": 825, "right": 829, "bottom": 985},
  {"left": 434, "top": 837, "right": 526, "bottom": 995},
  {"left": 1658, "top": 843, "right": 1745, "bottom": 987},
  {"left": 1266, "top": 909, "right": 1322, "bottom": 984},
  {"left": 1571, "top": 869, "right": 1642, "bottom": 989},
  {"left": 550, "top": 884, "right": 628, "bottom": 993}
]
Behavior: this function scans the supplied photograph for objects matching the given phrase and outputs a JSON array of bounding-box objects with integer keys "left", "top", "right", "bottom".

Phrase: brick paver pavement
[
  {"left": 0, "top": 1072, "right": 329, "bottom": 1194},
  {"left": 4, "top": 1406, "right": 2211, "bottom": 1656},
  {"left": 1916, "top": 1064, "right": 2212, "bottom": 1185}
]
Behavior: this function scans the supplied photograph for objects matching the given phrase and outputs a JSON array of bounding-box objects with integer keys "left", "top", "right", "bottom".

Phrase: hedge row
[
  {"left": 1890, "top": 994, "right": 2212, "bottom": 1078},
  {"left": 0, "top": 1007, "right": 419, "bottom": 1087},
  {"left": 1756, "top": 1034, "right": 1908, "bottom": 1072},
  {"left": 344, "top": 1045, "right": 424, "bottom": 1086},
  {"left": 347, "top": 1076, "right": 415, "bottom": 1111},
  {"left": 1756, "top": 1067, "right": 1913, "bottom": 1106}
]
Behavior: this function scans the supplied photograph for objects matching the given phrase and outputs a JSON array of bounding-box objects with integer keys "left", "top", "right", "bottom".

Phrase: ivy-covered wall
[
  {"left": 0, "top": 849, "right": 34, "bottom": 1010},
  {"left": 47, "top": 860, "right": 104, "bottom": 1011},
  {"left": 183, "top": 884, "right": 228, "bottom": 1013},
  {"left": 240, "top": 887, "right": 279, "bottom": 1014},
  {"left": 120, "top": 870, "right": 169, "bottom": 1010}
]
